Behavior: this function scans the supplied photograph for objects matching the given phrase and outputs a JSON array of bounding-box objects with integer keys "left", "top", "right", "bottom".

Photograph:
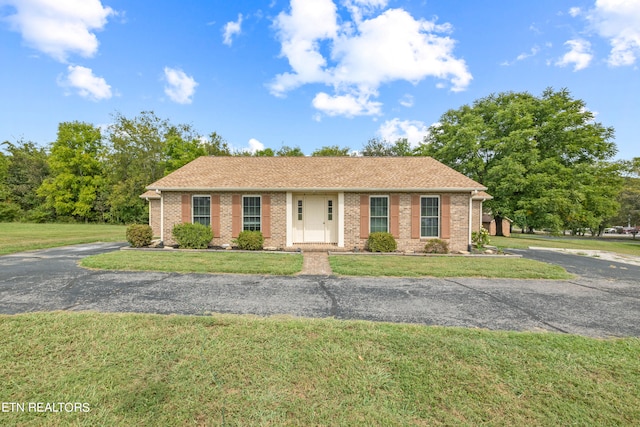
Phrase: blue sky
[{"left": 1, "top": 0, "right": 638, "bottom": 159}]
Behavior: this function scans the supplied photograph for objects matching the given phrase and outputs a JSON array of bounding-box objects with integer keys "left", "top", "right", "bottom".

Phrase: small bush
[
  {"left": 173, "top": 223, "right": 213, "bottom": 249},
  {"left": 424, "top": 239, "right": 449, "bottom": 254},
  {"left": 0, "top": 202, "right": 21, "bottom": 222},
  {"left": 234, "top": 230, "right": 264, "bottom": 250},
  {"left": 126, "top": 224, "right": 153, "bottom": 248},
  {"left": 366, "top": 232, "right": 397, "bottom": 252},
  {"left": 472, "top": 228, "right": 491, "bottom": 249}
]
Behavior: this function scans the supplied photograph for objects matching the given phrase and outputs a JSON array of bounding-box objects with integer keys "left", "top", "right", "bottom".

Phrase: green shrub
[
  {"left": 366, "top": 232, "right": 397, "bottom": 252},
  {"left": 172, "top": 223, "right": 213, "bottom": 249},
  {"left": 472, "top": 228, "right": 491, "bottom": 249},
  {"left": 424, "top": 239, "right": 449, "bottom": 254},
  {"left": 25, "top": 206, "right": 55, "bottom": 223},
  {"left": 0, "top": 202, "right": 21, "bottom": 222},
  {"left": 126, "top": 224, "right": 153, "bottom": 248},
  {"left": 234, "top": 230, "right": 264, "bottom": 250}
]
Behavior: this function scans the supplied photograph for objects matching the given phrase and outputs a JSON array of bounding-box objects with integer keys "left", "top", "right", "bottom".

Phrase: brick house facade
[{"left": 141, "top": 157, "right": 489, "bottom": 253}]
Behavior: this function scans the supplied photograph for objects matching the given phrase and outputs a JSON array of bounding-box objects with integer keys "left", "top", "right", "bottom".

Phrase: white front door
[{"left": 304, "top": 196, "right": 326, "bottom": 242}]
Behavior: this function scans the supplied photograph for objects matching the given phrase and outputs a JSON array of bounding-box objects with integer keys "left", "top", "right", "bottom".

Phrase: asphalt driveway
[{"left": 1, "top": 243, "right": 638, "bottom": 338}]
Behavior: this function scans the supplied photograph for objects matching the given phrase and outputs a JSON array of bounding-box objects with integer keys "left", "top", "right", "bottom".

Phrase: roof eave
[{"left": 147, "top": 186, "right": 488, "bottom": 193}]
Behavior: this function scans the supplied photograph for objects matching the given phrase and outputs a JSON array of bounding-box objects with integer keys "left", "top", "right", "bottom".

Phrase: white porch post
[
  {"left": 160, "top": 192, "right": 164, "bottom": 242},
  {"left": 468, "top": 191, "right": 475, "bottom": 251},
  {"left": 338, "top": 192, "right": 345, "bottom": 247},
  {"left": 286, "top": 192, "right": 293, "bottom": 247}
]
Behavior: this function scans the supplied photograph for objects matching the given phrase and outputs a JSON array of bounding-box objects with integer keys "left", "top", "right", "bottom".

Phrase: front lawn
[
  {"left": 81, "top": 250, "right": 304, "bottom": 276},
  {"left": 0, "top": 312, "right": 638, "bottom": 425},
  {"left": 329, "top": 254, "right": 572, "bottom": 279},
  {"left": 0, "top": 223, "right": 126, "bottom": 255},
  {"left": 492, "top": 234, "right": 640, "bottom": 257}
]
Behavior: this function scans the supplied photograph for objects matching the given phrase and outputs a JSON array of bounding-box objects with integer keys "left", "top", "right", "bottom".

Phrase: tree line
[{"left": 1, "top": 89, "right": 639, "bottom": 234}]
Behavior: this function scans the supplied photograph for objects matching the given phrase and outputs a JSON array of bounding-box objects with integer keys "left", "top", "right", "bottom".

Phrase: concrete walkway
[{"left": 299, "top": 251, "right": 332, "bottom": 275}]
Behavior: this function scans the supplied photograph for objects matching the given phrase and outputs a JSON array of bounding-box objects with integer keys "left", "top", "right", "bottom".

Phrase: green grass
[
  {"left": 0, "top": 223, "right": 126, "bottom": 255},
  {"left": 81, "top": 250, "right": 304, "bottom": 275},
  {"left": 329, "top": 254, "right": 572, "bottom": 279},
  {"left": 0, "top": 312, "right": 638, "bottom": 426},
  {"left": 492, "top": 234, "right": 640, "bottom": 257}
]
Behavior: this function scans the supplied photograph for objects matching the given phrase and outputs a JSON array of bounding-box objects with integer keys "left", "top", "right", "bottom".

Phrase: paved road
[
  {"left": 508, "top": 248, "right": 640, "bottom": 281},
  {"left": 1, "top": 243, "right": 638, "bottom": 338}
]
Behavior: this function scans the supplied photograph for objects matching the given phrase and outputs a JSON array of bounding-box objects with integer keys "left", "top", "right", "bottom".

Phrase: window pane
[
  {"left": 243, "top": 196, "right": 261, "bottom": 231},
  {"left": 420, "top": 197, "right": 439, "bottom": 237},
  {"left": 421, "top": 217, "right": 439, "bottom": 237},
  {"left": 370, "top": 218, "right": 388, "bottom": 233},
  {"left": 370, "top": 197, "right": 388, "bottom": 233},
  {"left": 192, "top": 196, "right": 210, "bottom": 226}
]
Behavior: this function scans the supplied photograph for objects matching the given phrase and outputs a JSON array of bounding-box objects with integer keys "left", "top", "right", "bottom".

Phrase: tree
[
  {"left": 253, "top": 148, "right": 275, "bottom": 157},
  {"left": 1, "top": 140, "right": 50, "bottom": 215},
  {"left": 106, "top": 112, "right": 168, "bottom": 223},
  {"left": 417, "top": 88, "right": 621, "bottom": 234},
  {"left": 276, "top": 145, "right": 305, "bottom": 156},
  {"left": 311, "top": 145, "right": 351, "bottom": 156},
  {"left": 610, "top": 158, "right": 640, "bottom": 229},
  {"left": 0, "top": 149, "right": 8, "bottom": 202},
  {"left": 38, "top": 122, "right": 106, "bottom": 222},
  {"left": 163, "top": 126, "right": 208, "bottom": 173},
  {"left": 204, "top": 132, "right": 232, "bottom": 156},
  {"left": 362, "top": 138, "right": 413, "bottom": 156}
]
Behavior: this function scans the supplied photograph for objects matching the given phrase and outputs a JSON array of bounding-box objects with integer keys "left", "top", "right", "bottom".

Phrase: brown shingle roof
[
  {"left": 473, "top": 191, "right": 493, "bottom": 200},
  {"left": 139, "top": 190, "right": 161, "bottom": 199},
  {"left": 146, "top": 156, "right": 487, "bottom": 192}
]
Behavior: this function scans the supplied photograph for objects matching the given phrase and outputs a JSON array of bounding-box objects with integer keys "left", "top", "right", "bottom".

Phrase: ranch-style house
[{"left": 141, "top": 156, "right": 490, "bottom": 252}]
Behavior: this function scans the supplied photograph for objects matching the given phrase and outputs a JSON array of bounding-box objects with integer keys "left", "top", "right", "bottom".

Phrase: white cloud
[
  {"left": 163, "top": 67, "right": 198, "bottom": 104},
  {"left": 248, "top": 138, "right": 264, "bottom": 154},
  {"left": 59, "top": 65, "right": 112, "bottom": 101},
  {"left": 569, "top": 7, "right": 582, "bottom": 17},
  {"left": 342, "top": 0, "right": 388, "bottom": 22},
  {"left": 269, "top": 0, "right": 471, "bottom": 117},
  {"left": 222, "top": 13, "right": 243, "bottom": 46},
  {"left": 556, "top": 39, "right": 593, "bottom": 70},
  {"left": 377, "top": 118, "right": 429, "bottom": 146},
  {"left": 399, "top": 94, "right": 414, "bottom": 107},
  {"left": 2, "top": 0, "right": 115, "bottom": 62},
  {"left": 502, "top": 45, "right": 540, "bottom": 66},
  {"left": 312, "top": 92, "right": 382, "bottom": 117},
  {"left": 587, "top": 0, "right": 640, "bottom": 66}
]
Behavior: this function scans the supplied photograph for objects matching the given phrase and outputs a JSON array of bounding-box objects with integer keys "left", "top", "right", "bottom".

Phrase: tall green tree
[
  {"left": 106, "top": 111, "right": 171, "bottom": 223},
  {"left": 276, "top": 145, "right": 305, "bottom": 156},
  {"left": 417, "top": 88, "right": 621, "bottom": 234},
  {"left": 205, "top": 132, "right": 232, "bottom": 156},
  {"left": 0, "top": 149, "right": 8, "bottom": 202},
  {"left": 1, "top": 140, "right": 50, "bottom": 215},
  {"left": 163, "top": 127, "right": 207, "bottom": 173},
  {"left": 362, "top": 138, "right": 413, "bottom": 156},
  {"left": 38, "top": 122, "right": 105, "bottom": 222},
  {"left": 311, "top": 145, "right": 351, "bottom": 156},
  {"left": 611, "top": 158, "right": 640, "bottom": 228}
]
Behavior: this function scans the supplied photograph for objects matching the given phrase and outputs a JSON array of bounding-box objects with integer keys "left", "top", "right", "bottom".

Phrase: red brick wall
[{"left": 159, "top": 190, "right": 473, "bottom": 252}]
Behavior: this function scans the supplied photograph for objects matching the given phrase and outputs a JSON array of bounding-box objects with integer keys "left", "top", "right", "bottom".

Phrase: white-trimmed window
[
  {"left": 421, "top": 196, "right": 439, "bottom": 237},
  {"left": 370, "top": 196, "right": 389, "bottom": 233},
  {"left": 192, "top": 195, "right": 211, "bottom": 226},
  {"left": 243, "top": 195, "right": 261, "bottom": 231}
]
